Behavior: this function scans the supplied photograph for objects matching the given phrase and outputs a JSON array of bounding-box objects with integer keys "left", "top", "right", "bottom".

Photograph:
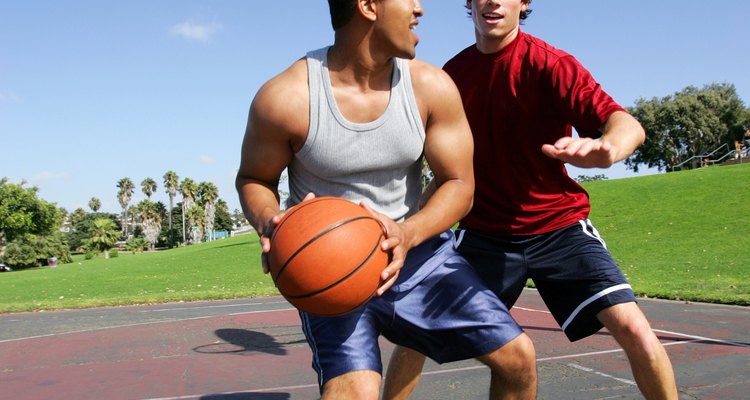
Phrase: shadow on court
[{"left": 0, "top": 289, "right": 748, "bottom": 399}]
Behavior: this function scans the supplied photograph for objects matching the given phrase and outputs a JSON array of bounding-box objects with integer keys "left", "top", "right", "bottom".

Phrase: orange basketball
[{"left": 268, "top": 196, "right": 389, "bottom": 316}]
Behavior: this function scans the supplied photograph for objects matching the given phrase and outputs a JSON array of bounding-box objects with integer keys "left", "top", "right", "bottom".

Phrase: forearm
[
  {"left": 600, "top": 111, "right": 646, "bottom": 163},
  {"left": 400, "top": 177, "right": 473, "bottom": 247},
  {"left": 235, "top": 177, "right": 281, "bottom": 236}
]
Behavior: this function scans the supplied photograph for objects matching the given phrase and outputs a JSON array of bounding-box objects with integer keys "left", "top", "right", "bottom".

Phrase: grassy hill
[
  {"left": 1, "top": 163, "right": 748, "bottom": 313},
  {"left": 583, "top": 163, "right": 749, "bottom": 305}
]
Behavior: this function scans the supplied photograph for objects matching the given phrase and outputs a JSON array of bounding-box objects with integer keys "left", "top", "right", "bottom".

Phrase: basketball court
[{"left": 1, "top": 288, "right": 748, "bottom": 399}]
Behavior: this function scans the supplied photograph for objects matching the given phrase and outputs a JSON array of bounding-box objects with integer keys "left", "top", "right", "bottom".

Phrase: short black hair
[{"left": 328, "top": 0, "right": 359, "bottom": 30}]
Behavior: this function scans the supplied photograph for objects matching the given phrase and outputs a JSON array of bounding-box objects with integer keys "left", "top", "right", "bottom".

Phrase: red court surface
[{"left": 1, "top": 288, "right": 748, "bottom": 399}]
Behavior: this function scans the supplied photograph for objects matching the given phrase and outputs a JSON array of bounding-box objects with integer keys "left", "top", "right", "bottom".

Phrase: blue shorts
[
  {"left": 455, "top": 220, "right": 637, "bottom": 342},
  {"left": 299, "top": 231, "right": 522, "bottom": 389}
]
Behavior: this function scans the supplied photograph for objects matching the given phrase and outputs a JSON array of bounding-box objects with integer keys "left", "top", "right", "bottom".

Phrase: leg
[
  {"left": 477, "top": 333, "right": 538, "bottom": 400},
  {"left": 597, "top": 303, "right": 678, "bottom": 400},
  {"left": 322, "top": 370, "right": 381, "bottom": 400},
  {"left": 383, "top": 346, "right": 426, "bottom": 400}
]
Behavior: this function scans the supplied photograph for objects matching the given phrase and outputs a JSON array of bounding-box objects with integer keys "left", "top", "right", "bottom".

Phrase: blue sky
[{"left": 2, "top": 1, "right": 749, "bottom": 215}]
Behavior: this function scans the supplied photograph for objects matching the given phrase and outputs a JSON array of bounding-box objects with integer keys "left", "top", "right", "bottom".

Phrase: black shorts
[{"left": 455, "top": 219, "right": 637, "bottom": 341}]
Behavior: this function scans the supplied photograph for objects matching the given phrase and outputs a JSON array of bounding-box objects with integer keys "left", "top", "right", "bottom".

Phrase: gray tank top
[{"left": 287, "top": 47, "right": 426, "bottom": 221}]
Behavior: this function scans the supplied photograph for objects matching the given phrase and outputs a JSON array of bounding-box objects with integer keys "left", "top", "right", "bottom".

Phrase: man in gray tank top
[{"left": 235, "top": 1, "right": 536, "bottom": 399}]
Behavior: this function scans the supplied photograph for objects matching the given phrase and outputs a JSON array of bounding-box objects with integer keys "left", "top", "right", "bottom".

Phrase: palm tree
[
  {"left": 136, "top": 200, "right": 162, "bottom": 250},
  {"left": 141, "top": 177, "right": 157, "bottom": 199},
  {"left": 116, "top": 177, "right": 135, "bottom": 238},
  {"left": 163, "top": 171, "right": 179, "bottom": 247},
  {"left": 179, "top": 178, "right": 198, "bottom": 244},
  {"left": 185, "top": 204, "right": 205, "bottom": 245},
  {"left": 86, "top": 218, "right": 120, "bottom": 259},
  {"left": 198, "top": 181, "right": 219, "bottom": 242},
  {"left": 88, "top": 197, "right": 101, "bottom": 212}
]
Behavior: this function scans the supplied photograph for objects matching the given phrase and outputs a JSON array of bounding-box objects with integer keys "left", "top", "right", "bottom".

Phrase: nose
[{"left": 414, "top": 0, "right": 424, "bottom": 16}]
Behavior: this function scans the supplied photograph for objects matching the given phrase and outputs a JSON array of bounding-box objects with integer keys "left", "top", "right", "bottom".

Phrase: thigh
[
  {"left": 299, "top": 305, "right": 383, "bottom": 390},
  {"left": 382, "top": 245, "right": 523, "bottom": 364},
  {"left": 528, "top": 220, "right": 637, "bottom": 342},
  {"left": 454, "top": 229, "right": 528, "bottom": 308}
]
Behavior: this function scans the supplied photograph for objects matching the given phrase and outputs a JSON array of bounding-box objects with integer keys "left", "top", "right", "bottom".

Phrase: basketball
[{"left": 268, "top": 196, "right": 389, "bottom": 316}]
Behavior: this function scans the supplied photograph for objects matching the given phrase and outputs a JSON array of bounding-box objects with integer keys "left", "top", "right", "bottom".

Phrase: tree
[
  {"left": 88, "top": 197, "right": 101, "bottom": 212},
  {"left": 84, "top": 218, "right": 120, "bottom": 259},
  {"left": 116, "top": 177, "right": 135, "bottom": 238},
  {"left": 0, "top": 178, "right": 61, "bottom": 256},
  {"left": 198, "top": 181, "right": 219, "bottom": 242},
  {"left": 163, "top": 170, "right": 179, "bottom": 247},
  {"left": 179, "top": 178, "right": 198, "bottom": 244},
  {"left": 232, "top": 208, "right": 248, "bottom": 229},
  {"left": 214, "top": 200, "right": 234, "bottom": 233},
  {"left": 626, "top": 82, "right": 748, "bottom": 172},
  {"left": 185, "top": 204, "right": 205, "bottom": 244},
  {"left": 4, "top": 233, "right": 72, "bottom": 268},
  {"left": 136, "top": 200, "right": 162, "bottom": 250},
  {"left": 141, "top": 177, "right": 157, "bottom": 199},
  {"left": 576, "top": 174, "right": 609, "bottom": 183},
  {"left": 64, "top": 212, "right": 120, "bottom": 252}
]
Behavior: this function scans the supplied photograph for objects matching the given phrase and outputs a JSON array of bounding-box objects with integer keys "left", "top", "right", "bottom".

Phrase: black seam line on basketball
[
  {"left": 270, "top": 198, "right": 326, "bottom": 243},
  {"left": 284, "top": 231, "right": 384, "bottom": 300},
  {"left": 275, "top": 215, "right": 376, "bottom": 282}
]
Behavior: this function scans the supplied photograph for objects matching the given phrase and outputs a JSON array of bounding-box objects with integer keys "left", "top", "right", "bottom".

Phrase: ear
[{"left": 358, "top": 0, "right": 378, "bottom": 23}]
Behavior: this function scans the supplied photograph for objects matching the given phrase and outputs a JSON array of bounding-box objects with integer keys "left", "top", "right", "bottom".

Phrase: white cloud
[
  {"left": 31, "top": 171, "right": 72, "bottom": 184},
  {"left": 0, "top": 90, "right": 21, "bottom": 103},
  {"left": 169, "top": 21, "right": 222, "bottom": 43},
  {"left": 199, "top": 155, "right": 215, "bottom": 164}
]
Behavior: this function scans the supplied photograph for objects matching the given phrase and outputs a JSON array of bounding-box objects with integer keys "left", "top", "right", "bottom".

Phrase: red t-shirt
[{"left": 444, "top": 31, "right": 625, "bottom": 235}]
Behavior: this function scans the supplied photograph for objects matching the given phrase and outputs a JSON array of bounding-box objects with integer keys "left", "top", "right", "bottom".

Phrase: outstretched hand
[{"left": 541, "top": 137, "right": 617, "bottom": 169}]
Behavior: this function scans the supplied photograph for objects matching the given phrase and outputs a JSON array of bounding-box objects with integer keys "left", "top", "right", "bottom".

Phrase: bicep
[
  {"left": 422, "top": 73, "right": 474, "bottom": 185},
  {"left": 237, "top": 96, "right": 295, "bottom": 189}
]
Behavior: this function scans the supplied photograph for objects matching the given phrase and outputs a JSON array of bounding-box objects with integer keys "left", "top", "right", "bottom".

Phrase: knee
[
  {"left": 608, "top": 316, "right": 662, "bottom": 357},
  {"left": 486, "top": 334, "right": 537, "bottom": 380},
  {"left": 322, "top": 371, "right": 381, "bottom": 400}
]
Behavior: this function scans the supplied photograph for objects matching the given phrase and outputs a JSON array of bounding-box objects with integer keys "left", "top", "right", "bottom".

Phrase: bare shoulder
[
  {"left": 406, "top": 58, "right": 463, "bottom": 122},
  {"left": 251, "top": 57, "right": 310, "bottom": 136},
  {"left": 407, "top": 58, "right": 456, "bottom": 94}
]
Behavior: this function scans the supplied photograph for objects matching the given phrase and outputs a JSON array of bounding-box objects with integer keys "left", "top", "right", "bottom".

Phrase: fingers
[
  {"left": 542, "top": 138, "right": 614, "bottom": 168},
  {"left": 259, "top": 214, "right": 283, "bottom": 274}
]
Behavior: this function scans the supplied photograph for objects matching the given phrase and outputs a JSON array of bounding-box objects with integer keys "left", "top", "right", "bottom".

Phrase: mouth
[{"left": 482, "top": 13, "right": 504, "bottom": 23}]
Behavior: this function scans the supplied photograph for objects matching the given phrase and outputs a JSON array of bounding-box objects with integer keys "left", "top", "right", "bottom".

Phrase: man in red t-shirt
[{"left": 383, "top": 1, "right": 678, "bottom": 399}]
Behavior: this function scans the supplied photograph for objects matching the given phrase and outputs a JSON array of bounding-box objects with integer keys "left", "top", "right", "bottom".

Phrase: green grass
[
  {"left": 1, "top": 236, "right": 277, "bottom": 313},
  {"left": 1, "top": 163, "right": 748, "bottom": 313},
  {"left": 582, "top": 163, "right": 749, "bottom": 305}
]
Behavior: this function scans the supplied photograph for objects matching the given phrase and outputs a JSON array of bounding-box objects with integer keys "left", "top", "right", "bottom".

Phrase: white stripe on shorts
[
  {"left": 561, "top": 283, "right": 633, "bottom": 333},
  {"left": 454, "top": 229, "right": 466, "bottom": 248},
  {"left": 579, "top": 219, "right": 607, "bottom": 249}
]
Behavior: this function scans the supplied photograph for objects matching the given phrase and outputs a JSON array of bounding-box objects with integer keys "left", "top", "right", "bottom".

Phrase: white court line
[
  {"left": 567, "top": 363, "right": 636, "bottom": 386},
  {"left": 653, "top": 328, "right": 749, "bottom": 348},
  {"left": 0, "top": 307, "right": 297, "bottom": 344},
  {"left": 144, "top": 301, "right": 289, "bottom": 313},
  {"left": 143, "top": 383, "right": 320, "bottom": 400},
  {"left": 16, "top": 307, "right": 748, "bottom": 400},
  {"left": 513, "top": 306, "right": 552, "bottom": 314}
]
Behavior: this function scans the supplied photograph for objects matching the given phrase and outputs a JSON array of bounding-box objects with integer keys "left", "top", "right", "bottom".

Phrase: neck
[
  {"left": 329, "top": 32, "right": 394, "bottom": 90},
  {"left": 475, "top": 26, "right": 520, "bottom": 54}
]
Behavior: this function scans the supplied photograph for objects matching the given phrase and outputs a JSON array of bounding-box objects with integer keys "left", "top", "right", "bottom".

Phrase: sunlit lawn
[{"left": 1, "top": 164, "right": 748, "bottom": 313}]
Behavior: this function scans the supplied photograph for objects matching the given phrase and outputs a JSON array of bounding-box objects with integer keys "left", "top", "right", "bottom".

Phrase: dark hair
[
  {"left": 328, "top": 0, "right": 359, "bottom": 30},
  {"left": 466, "top": 0, "right": 533, "bottom": 22}
]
